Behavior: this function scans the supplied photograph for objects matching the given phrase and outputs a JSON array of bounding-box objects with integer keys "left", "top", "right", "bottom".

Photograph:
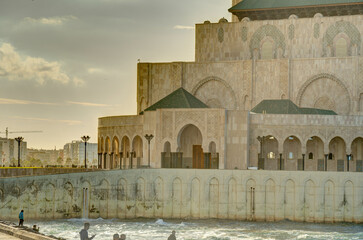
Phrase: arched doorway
[
  {"left": 121, "top": 136, "right": 130, "bottom": 169},
  {"left": 283, "top": 136, "right": 302, "bottom": 171},
  {"left": 329, "top": 137, "right": 346, "bottom": 171},
  {"left": 178, "top": 124, "right": 203, "bottom": 168},
  {"left": 306, "top": 136, "right": 324, "bottom": 171},
  {"left": 132, "top": 136, "right": 143, "bottom": 168},
  {"left": 351, "top": 137, "right": 363, "bottom": 172},
  {"left": 261, "top": 136, "right": 279, "bottom": 170}
]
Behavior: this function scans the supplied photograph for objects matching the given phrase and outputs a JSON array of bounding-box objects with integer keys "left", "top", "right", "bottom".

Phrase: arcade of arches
[
  {"left": 98, "top": 135, "right": 143, "bottom": 169},
  {"left": 99, "top": 124, "right": 220, "bottom": 170},
  {"left": 257, "top": 136, "right": 363, "bottom": 172}
]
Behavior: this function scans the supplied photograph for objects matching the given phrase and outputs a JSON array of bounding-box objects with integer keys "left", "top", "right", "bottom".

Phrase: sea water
[{"left": 27, "top": 218, "right": 362, "bottom": 240}]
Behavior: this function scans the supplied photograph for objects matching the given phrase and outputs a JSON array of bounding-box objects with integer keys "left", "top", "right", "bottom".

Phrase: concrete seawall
[{"left": 0, "top": 169, "right": 362, "bottom": 223}]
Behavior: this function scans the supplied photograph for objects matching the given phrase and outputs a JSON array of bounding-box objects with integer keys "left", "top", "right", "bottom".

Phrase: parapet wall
[
  {"left": 0, "top": 169, "right": 361, "bottom": 223},
  {"left": 0, "top": 167, "right": 101, "bottom": 178}
]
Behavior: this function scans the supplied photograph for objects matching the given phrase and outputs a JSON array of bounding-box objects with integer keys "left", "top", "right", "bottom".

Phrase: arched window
[
  {"left": 261, "top": 38, "right": 274, "bottom": 59},
  {"left": 288, "top": 152, "right": 294, "bottom": 159},
  {"left": 267, "top": 152, "right": 275, "bottom": 159},
  {"left": 328, "top": 153, "right": 333, "bottom": 160},
  {"left": 308, "top": 152, "right": 313, "bottom": 160},
  {"left": 335, "top": 37, "right": 348, "bottom": 57}
]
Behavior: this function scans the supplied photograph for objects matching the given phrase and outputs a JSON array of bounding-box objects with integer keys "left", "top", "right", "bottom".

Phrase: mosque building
[{"left": 98, "top": 0, "right": 363, "bottom": 172}]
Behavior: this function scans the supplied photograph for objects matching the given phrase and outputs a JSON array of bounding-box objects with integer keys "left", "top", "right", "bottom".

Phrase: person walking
[
  {"left": 168, "top": 230, "right": 176, "bottom": 240},
  {"left": 18, "top": 210, "right": 24, "bottom": 226},
  {"left": 79, "top": 222, "right": 96, "bottom": 240}
]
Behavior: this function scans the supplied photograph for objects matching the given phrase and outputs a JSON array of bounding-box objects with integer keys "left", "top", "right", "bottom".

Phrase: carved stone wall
[{"left": 0, "top": 169, "right": 361, "bottom": 222}]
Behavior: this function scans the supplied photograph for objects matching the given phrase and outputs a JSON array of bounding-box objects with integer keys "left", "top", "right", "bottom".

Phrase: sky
[{"left": 0, "top": 0, "right": 231, "bottom": 149}]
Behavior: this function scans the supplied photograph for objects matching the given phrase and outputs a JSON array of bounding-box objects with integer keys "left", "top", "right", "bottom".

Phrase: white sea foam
[{"left": 25, "top": 219, "right": 362, "bottom": 240}]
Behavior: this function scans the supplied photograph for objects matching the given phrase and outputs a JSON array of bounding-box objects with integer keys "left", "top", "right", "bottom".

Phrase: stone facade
[
  {"left": 0, "top": 169, "right": 361, "bottom": 222},
  {"left": 98, "top": 3, "right": 363, "bottom": 172}
]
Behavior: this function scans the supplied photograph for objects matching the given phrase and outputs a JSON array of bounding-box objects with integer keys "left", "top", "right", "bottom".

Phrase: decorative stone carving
[
  {"left": 322, "top": 21, "right": 361, "bottom": 56},
  {"left": 288, "top": 24, "right": 295, "bottom": 40},
  {"left": 314, "top": 13, "right": 323, "bottom": 18},
  {"left": 249, "top": 25, "right": 286, "bottom": 59},
  {"left": 242, "top": 27, "right": 248, "bottom": 42},
  {"left": 241, "top": 17, "right": 250, "bottom": 22},
  {"left": 314, "top": 23, "right": 320, "bottom": 39},
  {"left": 192, "top": 76, "right": 237, "bottom": 110},
  {"left": 296, "top": 73, "right": 351, "bottom": 115},
  {"left": 288, "top": 14, "right": 298, "bottom": 20},
  {"left": 218, "top": 28, "right": 224, "bottom": 43},
  {"left": 219, "top": 18, "right": 228, "bottom": 23}
]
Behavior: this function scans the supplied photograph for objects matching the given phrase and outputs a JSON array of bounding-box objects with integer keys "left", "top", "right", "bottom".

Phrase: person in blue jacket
[{"left": 18, "top": 210, "right": 24, "bottom": 226}]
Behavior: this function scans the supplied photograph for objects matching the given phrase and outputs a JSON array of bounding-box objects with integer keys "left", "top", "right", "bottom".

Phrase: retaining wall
[{"left": 0, "top": 169, "right": 361, "bottom": 223}]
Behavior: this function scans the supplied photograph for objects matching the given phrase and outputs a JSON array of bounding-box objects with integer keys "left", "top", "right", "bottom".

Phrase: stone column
[
  {"left": 130, "top": 151, "right": 134, "bottom": 169},
  {"left": 97, "top": 153, "right": 101, "bottom": 168},
  {"left": 103, "top": 153, "right": 107, "bottom": 169},
  {"left": 302, "top": 154, "right": 305, "bottom": 171},
  {"left": 324, "top": 154, "right": 328, "bottom": 171},
  {"left": 120, "top": 152, "right": 123, "bottom": 169},
  {"left": 279, "top": 153, "right": 283, "bottom": 170},
  {"left": 346, "top": 154, "right": 351, "bottom": 172},
  {"left": 110, "top": 152, "right": 114, "bottom": 169}
]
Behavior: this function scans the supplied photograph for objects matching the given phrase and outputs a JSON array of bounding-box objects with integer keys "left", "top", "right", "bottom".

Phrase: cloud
[
  {"left": 173, "top": 25, "right": 195, "bottom": 30},
  {"left": 12, "top": 116, "right": 82, "bottom": 125},
  {"left": 24, "top": 16, "right": 77, "bottom": 25},
  {"left": 87, "top": 68, "right": 105, "bottom": 74},
  {"left": 67, "top": 101, "right": 111, "bottom": 107},
  {"left": 0, "top": 43, "right": 81, "bottom": 86},
  {"left": 73, "top": 77, "right": 85, "bottom": 87},
  {"left": 0, "top": 97, "right": 58, "bottom": 105}
]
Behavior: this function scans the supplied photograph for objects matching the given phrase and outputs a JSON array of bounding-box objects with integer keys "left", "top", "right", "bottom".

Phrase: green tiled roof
[
  {"left": 143, "top": 87, "right": 208, "bottom": 112},
  {"left": 251, "top": 99, "right": 337, "bottom": 115},
  {"left": 230, "top": 0, "right": 363, "bottom": 11}
]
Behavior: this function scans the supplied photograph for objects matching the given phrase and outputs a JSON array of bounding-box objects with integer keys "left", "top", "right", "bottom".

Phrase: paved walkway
[{"left": 0, "top": 232, "right": 21, "bottom": 239}]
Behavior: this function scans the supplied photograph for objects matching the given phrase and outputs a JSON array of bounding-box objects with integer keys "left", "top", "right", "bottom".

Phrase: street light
[
  {"left": 81, "top": 135, "right": 90, "bottom": 168},
  {"left": 144, "top": 134, "right": 154, "bottom": 168},
  {"left": 14, "top": 136, "right": 24, "bottom": 167}
]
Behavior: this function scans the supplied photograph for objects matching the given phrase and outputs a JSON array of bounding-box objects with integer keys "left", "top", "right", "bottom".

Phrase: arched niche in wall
[
  {"left": 334, "top": 33, "right": 349, "bottom": 57},
  {"left": 296, "top": 74, "right": 351, "bottom": 115},
  {"left": 192, "top": 77, "right": 237, "bottom": 110},
  {"left": 177, "top": 124, "right": 203, "bottom": 168},
  {"left": 351, "top": 137, "right": 363, "bottom": 161},
  {"left": 105, "top": 137, "right": 111, "bottom": 154},
  {"left": 322, "top": 21, "right": 361, "bottom": 57},
  {"left": 112, "top": 136, "right": 119, "bottom": 153},
  {"left": 249, "top": 24, "right": 286, "bottom": 59},
  {"left": 121, "top": 136, "right": 130, "bottom": 158},
  {"left": 132, "top": 135, "right": 143, "bottom": 158}
]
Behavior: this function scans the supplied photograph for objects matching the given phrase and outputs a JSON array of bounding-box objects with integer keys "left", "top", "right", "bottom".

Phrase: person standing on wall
[{"left": 18, "top": 210, "right": 24, "bottom": 226}]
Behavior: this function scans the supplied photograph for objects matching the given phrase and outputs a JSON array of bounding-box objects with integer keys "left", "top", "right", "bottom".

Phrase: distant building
[
  {"left": 63, "top": 141, "right": 98, "bottom": 167},
  {"left": 26, "top": 148, "right": 63, "bottom": 167},
  {"left": 0, "top": 138, "right": 27, "bottom": 167}
]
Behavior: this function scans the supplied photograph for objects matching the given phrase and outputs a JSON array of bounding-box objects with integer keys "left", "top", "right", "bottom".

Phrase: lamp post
[
  {"left": 81, "top": 136, "right": 90, "bottom": 168},
  {"left": 14, "top": 137, "right": 24, "bottom": 167},
  {"left": 144, "top": 134, "right": 154, "bottom": 168}
]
